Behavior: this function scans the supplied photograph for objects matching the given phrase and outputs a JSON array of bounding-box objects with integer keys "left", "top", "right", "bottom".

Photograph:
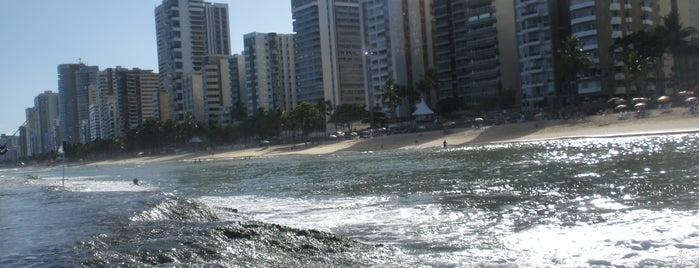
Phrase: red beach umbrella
[
  {"left": 634, "top": 102, "right": 647, "bottom": 109},
  {"left": 657, "top": 96, "right": 671, "bottom": 103},
  {"left": 474, "top": 118, "right": 484, "bottom": 122},
  {"left": 678, "top": 91, "right": 694, "bottom": 97},
  {"left": 686, "top": 97, "right": 697, "bottom": 103},
  {"left": 632, "top": 97, "right": 648, "bottom": 103},
  {"left": 615, "top": 104, "right": 629, "bottom": 110}
]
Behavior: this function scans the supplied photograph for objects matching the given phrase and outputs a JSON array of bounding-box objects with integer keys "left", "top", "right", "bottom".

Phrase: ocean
[{"left": 1, "top": 133, "right": 698, "bottom": 267}]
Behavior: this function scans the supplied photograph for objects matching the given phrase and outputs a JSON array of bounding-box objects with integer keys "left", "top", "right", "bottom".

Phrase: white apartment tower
[
  {"left": 569, "top": 0, "right": 662, "bottom": 97},
  {"left": 155, "top": 0, "right": 231, "bottom": 122},
  {"left": 292, "top": 0, "right": 365, "bottom": 108},
  {"left": 360, "top": 0, "right": 435, "bottom": 118},
  {"left": 516, "top": 0, "right": 570, "bottom": 111},
  {"left": 243, "top": 33, "right": 297, "bottom": 116}
]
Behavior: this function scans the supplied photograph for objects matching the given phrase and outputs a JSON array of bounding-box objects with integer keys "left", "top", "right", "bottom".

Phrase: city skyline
[{"left": 0, "top": 0, "right": 292, "bottom": 135}]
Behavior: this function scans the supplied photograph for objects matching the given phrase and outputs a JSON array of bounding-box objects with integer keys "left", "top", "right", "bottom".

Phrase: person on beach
[{"left": 443, "top": 140, "right": 447, "bottom": 148}]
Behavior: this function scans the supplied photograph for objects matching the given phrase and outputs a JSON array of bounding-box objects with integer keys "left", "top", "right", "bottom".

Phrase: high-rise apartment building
[
  {"left": 201, "top": 55, "right": 232, "bottom": 125},
  {"left": 434, "top": 0, "right": 521, "bottom": 108},
  {"left": 24, "top": 107, "right": 37, "bottom": 156},
  {"left": 33, "top": 91, "right": 60, "bottom": 154},
  {"left": 292, "top": 0, "right": 365, "bottom": 108},
  {"left": 359, "top": 0, "right": 435, "bottom": 117},
  {"left": 75, "top": 66, "right": 99, "bottom": 143},
  {"left": 100, "top": 67, "right": 160, "bottom": 138},
  {"left": 243, "top": 33, "right": 297, "bottom": 116},
  {"left": 516, "top": 0, "right": 570, "bottom": 111},
  {"left": 58, "top": 63, "right": 86, "bottom": 144},
  {"left": 570, "top": 0, "right": 662, "bottom": 97},
  {"left": 229, "top": 54, "right": 247, "bottom": 120},
  {"left": 155, "top": 0, "right": 231, "bottom": 121}
]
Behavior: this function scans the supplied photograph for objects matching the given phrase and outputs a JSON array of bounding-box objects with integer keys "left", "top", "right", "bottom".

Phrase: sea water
[{"left": 1, "top": 133, "right": 698, "bottom": 266}]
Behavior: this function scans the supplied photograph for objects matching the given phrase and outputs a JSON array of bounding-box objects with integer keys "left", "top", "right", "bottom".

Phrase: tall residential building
[
  {"left": 33, "top": 91, "right": 60, "bottom": 154},
  {"left": 155, "top": 0, "right": 231, "bottom": 121},
  {"left": 25, "top": 107, "right": 37, "bottom": 156},
  {"left": 516, "top": 0, "right": 570, "bottom": 111},
  {"left": 202, "top": 55, "right": 232, "bottom": 125},
  {"left": 292, "top": 0, "right": 365, "bottom": 108},
  {"left": 229, "top": 54, "right": 247, "bottom": 119},
  {"left": 58, "top": 63, "right": 86, "bottom": 144},
  {"left": 359, "top": 0, "right": 435, "bottom": 117},
  {"left": 570, "top": 0, "right": 662, "bottom": 98},
  {"left": 243, "top": 33, "right": 297, "bottom": 116},
  {"left": 100, "top": 67, "right": 160, "bottom": 138},
  {"left": 434, "top": 0, "right": 521, "bottom": 108},
  {"left": 75, "top": 66, "right": 100, "bottom": 143}
]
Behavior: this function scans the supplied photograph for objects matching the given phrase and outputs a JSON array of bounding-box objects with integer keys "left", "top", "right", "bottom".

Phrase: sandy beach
[{"left": 89, "top": 107, "right": 699, "bottom": 166}]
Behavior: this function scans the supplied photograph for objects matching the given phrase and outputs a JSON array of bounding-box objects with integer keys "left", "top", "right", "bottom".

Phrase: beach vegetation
[
  {"left": 435, "top": 93, "right": 466, "bottom": 119},
  {"left": 329, "top": 103, "right": 367, "bottom": 132},
  {"left": 417, "top": 68, "right": 439, "bottom": 110},
  {"left": 377, "top": 77, "right": 407, "bottom": 119},
  {"left": 284, "top": 102, "right": 323, "bottom": 137},
  {"left": 556, "top": 35, "right": 594, "bottom": 106}
]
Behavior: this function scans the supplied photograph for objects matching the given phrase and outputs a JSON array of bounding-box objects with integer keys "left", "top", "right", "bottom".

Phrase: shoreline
[{"left": 87, "top": 107, "right": 699, "bottom": 166}]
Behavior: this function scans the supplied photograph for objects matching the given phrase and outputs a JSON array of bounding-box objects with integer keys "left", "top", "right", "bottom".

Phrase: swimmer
[{"left": 132, "top": 178, "right": 140, "bottom": 185}]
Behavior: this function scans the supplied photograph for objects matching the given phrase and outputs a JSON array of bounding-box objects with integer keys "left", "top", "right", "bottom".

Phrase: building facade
[
  {"left": 33, "top": 91, "right": 60, "bottom": 154},
  {"left": 243, "top": 33, "right": 297, "bottom": 116},
  {"left": 155, "top": 0, "right": 231, "bottom": 121},
  {"left": 434, "top": 0, "right": 521, "bottom": 108},
  {"left": 359, "top": 0, "right": 435, "bottom": 118},
  {"left": 516, "top": 0, "right": 570, "bottom": 111},
  {"left": 569, "top": 0, "right": 662, "bottom": 98},
  {"left": 57, "top": 63, "right": 86, "bottom": 144},
  {"left": 292, "top": 0, "right": 365, "bottom": 108}
]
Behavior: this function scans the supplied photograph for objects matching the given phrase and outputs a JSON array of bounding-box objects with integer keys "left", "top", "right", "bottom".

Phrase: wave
[
  {"left": 129, "top": 197, "right": 220, "bottom": 222},
  {"left": 77, "top": 196, "right": 392, "bottom": 267}
]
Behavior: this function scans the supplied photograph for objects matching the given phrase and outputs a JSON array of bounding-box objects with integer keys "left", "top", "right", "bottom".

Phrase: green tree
[
  {"left": 286, "top": 102, "right": 322, "bottom": 137},
  {"left": 329, "top": 103, "right": 366, "bottom": 132},
  {"left": 417, "top": 68, "right": 439, "bottom": 109},
  {"left": 229, "top": 100, "right": 248, "bottom": 122},
  {"left": 657, "top": 10, "right": 697, "bottom": 93},
  {"left": 377, "top": 77, "right": 406, "bottom": 118},
  {"left": 613, "top": 30, "right": 664, "bottom": 97},
  {"left": 556, "top": 35, "right": 593, "bottom": 106},
  {"left": 435, "top": 94, "right": 465, "bottom": 119}
]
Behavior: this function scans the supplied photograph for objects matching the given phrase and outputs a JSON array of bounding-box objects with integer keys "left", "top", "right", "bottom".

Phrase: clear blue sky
[{"left": 0, "top": 0, "right": 292, "bottom": 135}]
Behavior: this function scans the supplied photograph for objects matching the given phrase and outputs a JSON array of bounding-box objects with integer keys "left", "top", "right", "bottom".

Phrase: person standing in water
[{"left": 443, "top": 140, "right": 447, "bottom": 148}]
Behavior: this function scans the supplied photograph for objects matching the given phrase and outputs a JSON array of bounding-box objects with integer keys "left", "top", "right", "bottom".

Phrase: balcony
[
  {"left": 571, "top": 1, "right": 595, "bottom": 10},
  {"left": 572, "top": 15, "right": 596, "bottom": 25},
  {"left": 610, "top": 3, "right": 621, "bottom": 10}
]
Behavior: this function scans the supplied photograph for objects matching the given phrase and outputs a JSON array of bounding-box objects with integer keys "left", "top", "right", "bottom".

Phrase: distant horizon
[{"left": 0, "top": 0, "right": 292, "bottom": 135}]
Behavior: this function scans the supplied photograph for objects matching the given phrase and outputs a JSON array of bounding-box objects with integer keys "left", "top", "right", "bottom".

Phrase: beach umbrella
[
  {"left": 632, "top": 97, "right": 648, "bottom": 103},
  {"left": 615, "top": 104, "right": 629, "bottom": 110},
  {"left": 634, "top": 102, "right": 647, "bottom": 109},
  {"left": 533, "top": 113, "right": 543, "bottom": 120},
  {"left": 607, "top": 97, "right": 621, "bottom": 104},
  {"left": 657, "top": 96, "right": 671, "bottom": 103},
  {"left": 686, "top": 97, "right": 697, "bottom": 103},
  {"left": 678, "top": 91, "right": 694, "bottom": 97},
  {"left": 474, "top": 118, "right": 484, "bottom": 122}
]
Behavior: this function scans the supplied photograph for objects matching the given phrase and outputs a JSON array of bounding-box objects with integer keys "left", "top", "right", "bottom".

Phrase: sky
[{"left": 0, "top": 0, "right": 293, "bottom": 135}]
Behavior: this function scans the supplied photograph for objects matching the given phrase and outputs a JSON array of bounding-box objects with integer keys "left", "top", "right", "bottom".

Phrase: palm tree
[
  {"left": 657, "top": 10, "right": 697, "bottom": 93},
  {"left": 556, "top": 35, "right": 593, "bottom": 106},
  {"left": 418, "top": 68, "right": 439, "bottom": 109},
  {"left": 377, "top": 77, "right": 406, "bottom": 119}
]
